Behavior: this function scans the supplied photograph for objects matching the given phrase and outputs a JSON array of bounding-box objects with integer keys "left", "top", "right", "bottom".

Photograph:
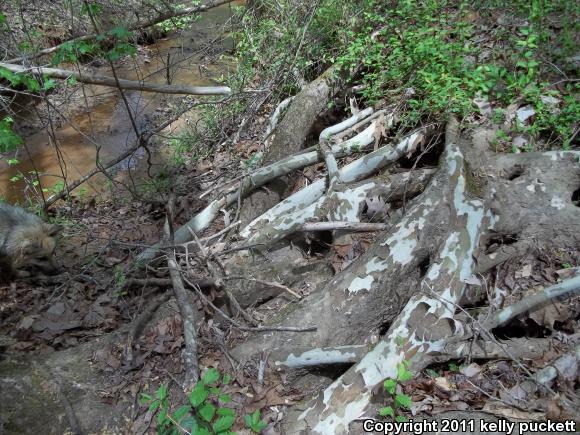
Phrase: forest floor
[{"left": 1, "top": 1, "right": 579, "bottom": 434}]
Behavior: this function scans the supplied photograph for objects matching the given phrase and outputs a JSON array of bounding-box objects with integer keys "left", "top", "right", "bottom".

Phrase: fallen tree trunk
[
  {"left": 239, "top": 63, "right": 352, "bottom": 225},
  {"left": 4, "top": 0, "right": 235, "bottom": 63},
  {"left": 0, "top": 62, "right": 231, "bottom": 95}
]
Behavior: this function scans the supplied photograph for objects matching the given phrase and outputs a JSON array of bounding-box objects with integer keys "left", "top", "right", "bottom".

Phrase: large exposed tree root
[
  {"left": 130, "top": 65, "right": 580, "bottom": 433},
  {"left": 221, "top": 119, "right": 580, "bottom": 433}
]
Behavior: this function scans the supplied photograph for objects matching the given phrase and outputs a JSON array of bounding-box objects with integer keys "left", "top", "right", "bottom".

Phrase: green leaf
[
  {"left": 156, "top": 384, "right": 168, "bottom": 400},
  {"left": 395, "top": 415, "right": 409, "bottom": 423},
  {"left": 0, "top": 12, "right": 6, "bottom": 25},
  {"left": 157, "top": 407, "right": 168, "bottom": 425},
  {"left": 397, "top": 363, "right": 413, "bottom": 382},
  {"left": 138, "top": 393, "right": 152, "bottom": 405},
  {"left": 222, "top": 374, "right": 232, "bottom": 385},
  {"left": 0, "top": 117, "right": 23, "bottom": 153},
  {"left": 172, "top": 405, "right": 192, "bottom": 423},
  {"left": 378, "top": 406, "right": 394, "bottom": 418},
  {"left": 202, "top": 368, "right": 220, "bottom": 385},
  {"left": 181, "top": 415, "right": 198, "bottom": 431},
  {"left": 212, "top": 415, "right": 235, "bottom": 432},
  {"left": 199, "top": 403, "right": 216, "bottom": 422},
  {"left": 244, "top": 410, "right": 267, "bottom": 433},
  {"left": 189, "top": 383, "right": 209, "bottom": 407},
  {"left": 383, "top": 378, "right": 397, "bottom": 395},
  {"left": 216, "top": 408, "right": 235, "bottom": 417},
  {"left": 244, "top": 414, "right": 255, "bottom": 429},
  {"left": 149, "top": 399, "right": 160, "bottom": 413},
  {"left": 43, "top": 78, "right": 56, "bottom": 90},
  {"left": 394, "top": 393, "right": 412, "bottom": 409},
  {"left": 218, "top": 394, "right": 232, "bottom": 403}
]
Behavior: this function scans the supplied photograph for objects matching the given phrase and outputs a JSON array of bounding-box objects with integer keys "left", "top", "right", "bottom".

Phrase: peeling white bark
[
  {"left": 241, "top": 130, "right": 427, "bottom": 241},
  {"left": 273, "top": 345, "right": 368, "bottom": 368},
  {"left": 319, "top": 107, "right": 374, "bottom": 140},
  {"left": 243, "top": 168, "right": 434, "bottom": 247},
  {"left": 263, "top": 96, "right": 295, "bottom": 140},
  {"left": 138, "top": 119, "right": 389, "bottom": 262},
  {"left": 293, "top": 119, "right": 493, "bottom": 435}
]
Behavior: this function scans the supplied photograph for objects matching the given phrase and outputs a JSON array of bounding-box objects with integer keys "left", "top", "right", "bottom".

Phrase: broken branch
[
  {"left": 482, "top": 275, "right": 580, "bottom": 330},
  {"left": 0, "top": 62, "right": 231, "bottom": 96}
]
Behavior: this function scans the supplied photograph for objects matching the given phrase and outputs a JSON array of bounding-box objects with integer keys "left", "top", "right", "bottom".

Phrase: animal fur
[
  {"left": 0, "top": 252, "right": 14, "bottom": 283},
  {"left": 0, "top": 203, "right": 62, "bottom": 280}
]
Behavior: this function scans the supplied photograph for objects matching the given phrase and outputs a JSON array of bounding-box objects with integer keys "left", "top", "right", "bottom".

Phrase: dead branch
[
  {"left": 301, "top": 222, "right": 387, "bottom": 232},
  {"left": 223, "top": 289, "right": 259, "bottom": 326},
  {"left": 0, "top": 62, "right": 230, "bottom": 96},
  {"left": 482, "top": 275, "right": 580, "bottom": 330},
  {"left": 120, "top": 277, "right": 217, "bottom": 291},
  {"left": 224, "top": 276, "right": 302, "bottom": 299},
  {"left": 318, "top": 107, "right": 374, "bottom": 189},
  {"left": 183, "top": 277, "right": 316, "bottom": 333},
  {"left": 165, "top": 196, "right": 200, "bottom": 389},
  {"left": 271, "top": 337, "right": 556, "bottom": 370},
  {"left": 272, "top": 345, "right": 368, "bottom": 369}
]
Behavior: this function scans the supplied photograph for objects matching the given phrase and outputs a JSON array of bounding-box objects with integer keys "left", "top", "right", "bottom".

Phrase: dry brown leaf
[{"left": 481, "top": 402, "right": 544, "bottom": 421}]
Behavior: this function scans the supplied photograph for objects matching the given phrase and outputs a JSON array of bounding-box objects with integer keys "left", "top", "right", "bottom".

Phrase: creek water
[{"left": 0, "top": 2, "right": 239, "bottom": 203}]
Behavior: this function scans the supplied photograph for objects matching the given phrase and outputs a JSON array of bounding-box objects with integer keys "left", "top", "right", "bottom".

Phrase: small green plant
[
  {"left": 448, "top": 362, "right": 460, "bottom": 372},
  {"left": 378, "top": 361, "right": 413, "bottom": 423},
  {"left": 141, "top": 368, "right": 267, "bottom": 435},
  {"left": 425, "top": 368, "right": 440, "bottom": 378},
  {"left": 0, "top": 117, "right": 22, "bottom": 153},
  {"left": 169, "top": 130, "right": 210, "bottom": 166},
  {"left": 113, "top": 265, "right": 127, "bottom": 289},
  {"left": 243, "top": 152, "right": 262, "bottom": 169},
  {"left": 155, "top": 2, "right": 202, "bottom": 32},
  {"left": 244, "top": 410, "right": 267, "bottom": 433},
  {"left": 139, "top": 171, "right": 172, "bottom": 197}
]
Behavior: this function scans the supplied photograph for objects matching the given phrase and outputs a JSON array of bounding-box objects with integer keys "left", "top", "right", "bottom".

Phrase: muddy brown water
[{"left": 0, "top": 2, "right": 240, "bottom": 203}]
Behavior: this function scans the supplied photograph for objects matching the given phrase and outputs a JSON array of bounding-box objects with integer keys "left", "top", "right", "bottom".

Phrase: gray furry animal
[
  {"left": 0, "top": 203, "right": 62, "bottom": 279},
  {"left": 0, "top": 251, "right": 13, "bottom": 283}
]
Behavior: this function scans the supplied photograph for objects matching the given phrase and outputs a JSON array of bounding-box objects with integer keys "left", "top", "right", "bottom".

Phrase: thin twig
[
  {"left": 224, "top": 276, "right": 302, "bottom": 299},
  {"left": 183, "top": 277, "right": 315, "bottom": 332}
]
